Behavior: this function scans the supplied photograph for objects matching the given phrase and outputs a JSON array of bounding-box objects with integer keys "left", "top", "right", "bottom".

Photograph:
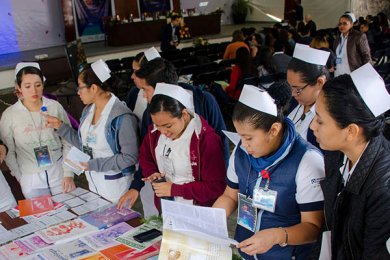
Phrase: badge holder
[
  {"left": 34, "top": 145, "right": 53, "bottom": 168},
  {"left": 237, "top": 193, "right": 257, "bottom": 232},
  {"left": 252, "top": 170, "right": 278, "bottom": 213},
  {"left": 82, "top": 145, "right": 93, "bottom": 159}
]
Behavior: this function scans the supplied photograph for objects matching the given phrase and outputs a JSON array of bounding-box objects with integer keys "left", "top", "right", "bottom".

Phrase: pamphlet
[
  {"left": 18, "top": 195, "right": 54, "bottom": 217},
  {"left": 81, "top": 204, "right": 140, "bottom": 229},
  {"left": 115, "top": 224, "right": 162, "bottom": 251},
  {"left": 64, "top": 146, "right": 90, "bottom": 175}
]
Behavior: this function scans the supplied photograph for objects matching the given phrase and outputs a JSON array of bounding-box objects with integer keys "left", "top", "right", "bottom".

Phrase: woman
[
  {"left": 126, "top": 47, "right": 160, "bottom": 123},
  {"left": 287, "top": 43, "right": 330, "bottom": 148},
  {"left": 225, "top": 47, "right": 257, "bottom": 101},
  {"left": 0, "top": 63, "right": 75, "bottom": 198},
  {"left": 223, "top": 30, "right": 250, "bottom": 60},
  {"left": 140, "top": 83, "right": 226, "bottom": 211},
  {"left": 334, "top": 12, "right": 371, "bottom": 77},
  {"left": 310, "top": 35, "right": 336, "bottom": 73},
  {"left": 310, "top": 63, "right": 390, "bottom": 259},
  {"left": 46, "top": 59, "right": 139, "bottom": 203},
  {"left": 214, "top": 85, "right": 325, "bottom": 259}
]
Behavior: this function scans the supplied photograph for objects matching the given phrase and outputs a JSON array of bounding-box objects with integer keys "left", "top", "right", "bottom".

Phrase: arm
[
  {"left": 56, "top": 121, "right": 82, "bottom": 148},
  {"left": 139, "top": 130, "right": 159, "bottom": 178},
  {"left": 223, "top": 45, "right": 231, "bottom": 60},
  {"left": 362, "top": 183, "right": 390, "bottom": 257},
  {"left": 170, "top": 131, "right": 226, "bottom": 204},
  {"left": 237, "top": 211, "right": 323, "bottom": 255},
  {"left": 225, "top": 66, "right": 240, "bottom": 96},
  {"left": 213, "top": 186, "right": 239, "bottom": 217},
  {"left": 0, "top": 111, "right": 22, "bottom": 181},
  {"left": 88, "top": 114, "right": 138, "bottom": 172},
  {"left": 357, "top": 33, "right": 372, "bottom": 64}
]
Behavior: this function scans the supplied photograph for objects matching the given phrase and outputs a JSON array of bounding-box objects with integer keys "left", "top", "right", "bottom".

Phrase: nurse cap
[
  {"left": 239, "top": 84, "right": 277, "bottom": 116},
  {"left": 144, "top": 47, "right": 161, "bottom": 61},
  {"left": 91, "top": 59, "right": 111, "bottom": 83},
  {"left": 293, "top": 43, "right": 330, "bottom": 66},
  {"left": 350, "top": 63, "right": 390, "bottom": 117},
  {"left": 344, "top": 12, "right": 356, "bottom": 23},
  {"left": 153, "top": 83, "right": 195, "bottom": 112},
  {"left": 15, "top": 62, "right": 41, "bottom": 78}
]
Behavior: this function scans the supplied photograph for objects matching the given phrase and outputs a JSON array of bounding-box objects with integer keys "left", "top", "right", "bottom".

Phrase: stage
[{"left": 0, "top": 22, "right": 272, "bottom": 93}]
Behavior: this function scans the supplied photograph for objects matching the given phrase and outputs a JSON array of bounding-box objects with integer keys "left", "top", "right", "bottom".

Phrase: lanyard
[
  {"left": 292, "top": 105, "right": 306, "bottom": 125},
  {"left": 254, "top": 169, "right": 271, "bottom": 193},
  {"left": 338, "top": 35, "right": 348, "bottom": 56},
  {"left": 28, "top": 111, "right": 44, "bottom": 147}
]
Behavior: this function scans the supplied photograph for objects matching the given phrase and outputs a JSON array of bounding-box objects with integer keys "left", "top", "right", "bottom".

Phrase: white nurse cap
[
  {"left": 144, "top": 47, "right": 161, "bottom": 61},
  {"left": 293, "top": 43, "right": 330, "bottom": 66},
  {"left": 15, "top": 62, "right": 41, "bottom": 78},
  {"left": 239, "top": 84, "right": 277, "bottom": 116},
  {"left": 351, "top": 63, "right": 390, "bottom": 117},
  {"left": 91, "top": 59, "right": 111, "bottom": 83},
  {"left": 153, "top": 83, "right": 194, "bottom": 112}
]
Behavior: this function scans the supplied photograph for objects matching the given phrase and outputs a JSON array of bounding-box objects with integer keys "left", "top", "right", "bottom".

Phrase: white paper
[
  {"left": 64, "top": 197, "right": 85, "bottom": 208},
  {"left": 319, "top": 231, "right": 331, "bottom": 260},
  {"left": 51, "top": 193, "right": 75, "bottom": 203},
  {"left": 0, "top": 224, "right": 7, "bottom": 233},
  {"left": 69, "top": 187, "right": 89, "bottom": 196},
  {"left": 222, "top": 130, "right": 241, "bottom": 146},
  {"left": 63, "top": 146, "right": 90, "bottom": 175},
  {"left": 161, "top": 200, "right": 237, "bottom": 246},
  {"left": 80, "top": 192, "right": 100, "bottom": 202},
  {"left": 0, "top": 231, "right": 18, "bottom": 244}
]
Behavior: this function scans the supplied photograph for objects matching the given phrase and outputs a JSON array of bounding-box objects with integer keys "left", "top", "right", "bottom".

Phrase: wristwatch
[{"left": 279, "top": 227, "right": 288, "bottom": 247}]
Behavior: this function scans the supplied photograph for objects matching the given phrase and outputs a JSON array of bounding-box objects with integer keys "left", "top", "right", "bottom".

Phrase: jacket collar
[{"left": 344, "top": 136, "right": 382, "bottom": 194}]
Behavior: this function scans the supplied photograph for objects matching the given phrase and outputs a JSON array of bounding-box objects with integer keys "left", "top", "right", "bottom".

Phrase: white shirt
[
  {"left": 133, "top": 89, "right": 147, "bottom": 125},
  {"left": 339, "top": 142, "right": 370, "bottom": 186},
  {"left": 335, "top": 34, "right": 351, "bottom": 76},
  {"left": 288, "top": 104, "right": 316, "bottom": 141},
  {"left": 155, "top": 114, "right": 201, "bottom": 205},
  {"left": 0, "top": 170, "right": 16, "bottom": 211}
]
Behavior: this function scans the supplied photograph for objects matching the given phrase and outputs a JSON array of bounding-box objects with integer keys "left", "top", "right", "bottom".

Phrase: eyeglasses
[
  {"left": 338, "top": 22, "right": 349, "bottom": 26},
  {"left": 77, "top": 85, "right": 88, "bottom": 91},
  {"left": 290, "top": 82, "right": 310, "bottom": 96}
]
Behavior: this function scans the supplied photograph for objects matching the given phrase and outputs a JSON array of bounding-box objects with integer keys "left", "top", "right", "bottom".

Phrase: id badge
[
  {"left": 82, "top": 145, "right": 93, "bottom": 159},
  {"left": 238, "top": 193, "right": 257, "bottom": 232},
  {"left": 252, "top": 188, "right": 278, "bottom": 213},
  {"left": 336, "top": 57, "right": 342, "bottom": 64},
  {"left": 161, "top": 156, "right": 175, "bottom": 177},
  {"left": 34, "top": 145, "right": 53, "bottom": 168},
  {"left": 86, "top": 133, "right": 97, "bottom": 145}
]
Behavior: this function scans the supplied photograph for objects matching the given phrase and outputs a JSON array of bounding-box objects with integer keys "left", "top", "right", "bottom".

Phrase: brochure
[
  {"left": 63, "top": 146, "right": 90, "bottom": 175},
  {"left": 18, "top": 195, "right": 54, "bottom": 217},
  {"left": 80, "top": 222, "right": 133, "bottom": 250},
  {"left": 81, "top": 204, "right": 140, "bottom": 229},
  {"left": 115, "top": 224, "right": 162, "bottom": 251},
  {"left": 37, "top": 218, "right": 98, "bottom": 244},
  {"left": 158, "top": 200, "right": 238, "bottom": 260}
]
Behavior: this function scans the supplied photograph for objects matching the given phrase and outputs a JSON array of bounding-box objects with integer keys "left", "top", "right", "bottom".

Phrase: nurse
[
  {"left": 46, "top": 59, "right": 139, "bottom": 203},
  {"left": 287, "top": 43, "right": 330, "bottom": 148},
  {"left": 310, "top": 63, "right": 390, "bottom": 259},
  {"left": 214, "top": 85, "right": 325, "bottom": 259},
  {"left": 0, "top": 141, "right": 17, "bottom": 211},
  {"left": 140, "top": 83, "right": 226, "bottom": 211},
  {"left": 0, "top": 62, "right": 75, "bottom": 198}
]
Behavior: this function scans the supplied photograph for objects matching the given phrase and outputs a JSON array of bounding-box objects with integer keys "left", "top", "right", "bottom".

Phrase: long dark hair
[
  {"left": 322, "top": 74, "right": 384, "bottom": 141},
  {"left": 235, "top": 47, "right": 256, "bottom": 78}
]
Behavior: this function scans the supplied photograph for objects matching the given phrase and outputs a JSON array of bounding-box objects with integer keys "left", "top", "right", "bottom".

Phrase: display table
[{"left": 106, "top": 13, "right": 221, "bottom": 47}]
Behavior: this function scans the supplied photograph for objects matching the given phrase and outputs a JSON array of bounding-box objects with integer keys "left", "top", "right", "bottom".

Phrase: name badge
[
  {"left": 252, "top": 188, "right": 278, "bottom": 213},
  {"left": 86, "top": 134, "right": 97, "bottom": 144},
  {"left": 34, "top": 145, "right": 53, "bottom": 168},
  {"left": 336, "top": 57, "right": 342, "bottom": 64},
  {"left": 238, "top": 193, "right": 257, "bottom": 232}
]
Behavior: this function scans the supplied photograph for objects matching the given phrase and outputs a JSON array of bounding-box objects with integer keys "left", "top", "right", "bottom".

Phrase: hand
[
  {"left": 169, "top": 40, "right": 175, "bottom": 46},
  {"left": 117, "top": 189, "right": 139, "bottom": 209},
  {"left": 62, "top": 177, "right": 76, "bottom": 193},
  {"left": 79, "top": 161, "right": 89, "bottom": 171},
  {"left": 45, "top": 115, "right": 63, "bottom": 129},
  {"left": 237, "top": 228, "right": 281, "bottom": 255},
  {"left": 0, "top": 144, "right": 6, "bottom": 163},
  {"left": 142, "top": 172, "right": 164, "bottom": 182},
  {"left": 152, "top": 180, "right": 172, "bottom": 197}
]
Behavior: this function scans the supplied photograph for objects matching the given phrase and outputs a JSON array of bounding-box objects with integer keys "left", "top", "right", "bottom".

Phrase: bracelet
[{"left": 279, "top": 227, "right": 288, "bottom": 247}]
